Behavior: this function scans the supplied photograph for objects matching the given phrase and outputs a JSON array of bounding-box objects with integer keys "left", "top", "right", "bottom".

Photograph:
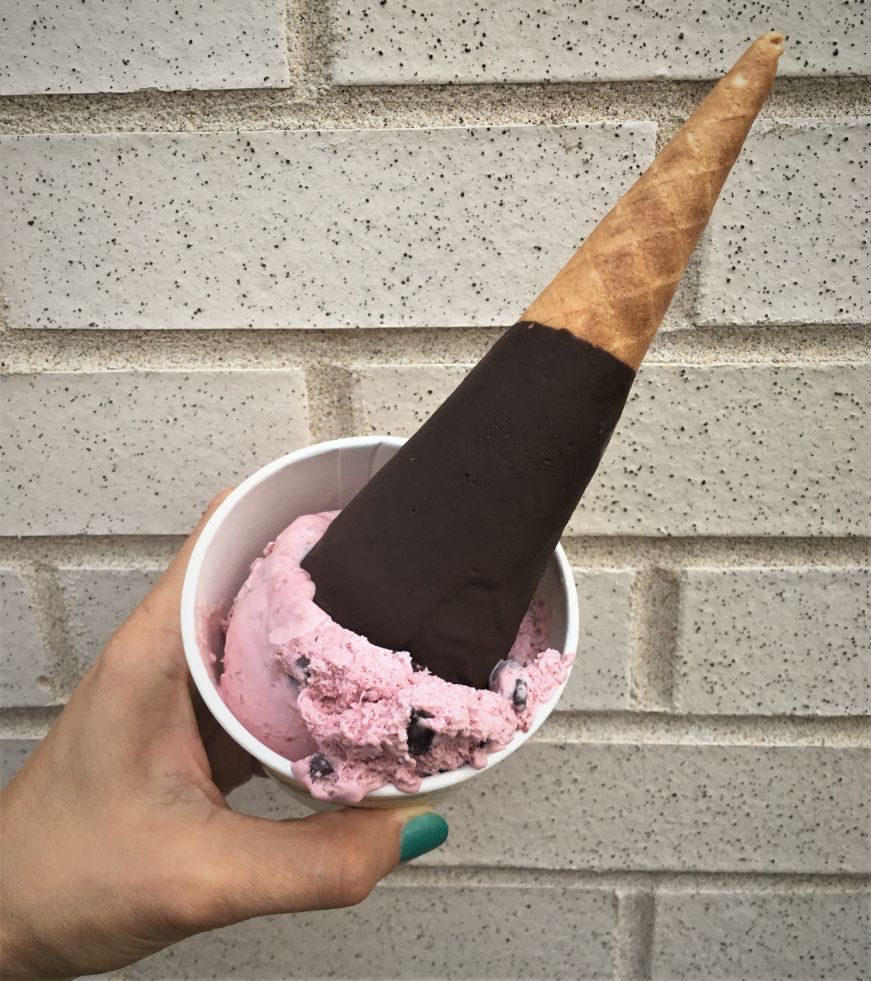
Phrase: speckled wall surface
[{"left": 1, "top": 3, "right": 869, "bottom": 979}]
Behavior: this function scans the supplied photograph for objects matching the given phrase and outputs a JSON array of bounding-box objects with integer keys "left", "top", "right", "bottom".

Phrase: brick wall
[{"left": 1, "top": 2, "right": 869, "bottom": 979}]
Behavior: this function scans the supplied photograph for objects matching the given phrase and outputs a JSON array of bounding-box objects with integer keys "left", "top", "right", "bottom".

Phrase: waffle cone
[{"left": 522, "top": 32, "right": 784, "bottom": 369}]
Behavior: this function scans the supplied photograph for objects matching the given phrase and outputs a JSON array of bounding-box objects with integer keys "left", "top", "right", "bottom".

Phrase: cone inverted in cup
[
  {"left": 302, "top": 34, "right": 784, "bottom": 688},
  {"left": 181, "top": 438, "right": 579, "bottom": 810}
]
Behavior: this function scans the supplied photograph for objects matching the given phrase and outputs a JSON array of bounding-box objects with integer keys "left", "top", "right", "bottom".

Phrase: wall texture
[{"left": 1, "top": 2, "right": 869, "bottom": 979}]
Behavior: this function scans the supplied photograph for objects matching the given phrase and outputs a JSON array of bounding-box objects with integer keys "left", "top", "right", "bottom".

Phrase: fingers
[{"left": 189, "top": 806, "right": 448, "bottom": 928}]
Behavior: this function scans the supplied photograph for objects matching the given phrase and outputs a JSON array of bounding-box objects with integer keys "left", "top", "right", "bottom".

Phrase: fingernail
[{"left": 400, "top": 812, "right": 449, "bottom": 863}]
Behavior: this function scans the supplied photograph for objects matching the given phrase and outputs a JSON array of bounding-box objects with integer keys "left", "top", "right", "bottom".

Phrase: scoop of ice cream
[{"left": 218, "top": 511, "right": 573, "bottom": 803}]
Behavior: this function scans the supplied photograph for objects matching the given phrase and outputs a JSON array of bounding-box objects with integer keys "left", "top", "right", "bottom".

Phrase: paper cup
[{"left": 181, "top": 436, "right": 579, "bottom": 810}]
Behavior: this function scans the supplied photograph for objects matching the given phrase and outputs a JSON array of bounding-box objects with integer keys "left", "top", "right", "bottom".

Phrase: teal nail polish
[{"left": 400, "top": 812, "right": 449, "bottom": 863}]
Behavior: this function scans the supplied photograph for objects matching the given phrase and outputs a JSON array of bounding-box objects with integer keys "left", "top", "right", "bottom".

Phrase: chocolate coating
[{"left": 301, "top": 321, "right": 636, "bottom": 688}]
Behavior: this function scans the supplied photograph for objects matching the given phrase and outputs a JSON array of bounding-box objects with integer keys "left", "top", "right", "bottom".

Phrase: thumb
[{"left": 196, "top": 806, "right": 449, "bottom": 926}]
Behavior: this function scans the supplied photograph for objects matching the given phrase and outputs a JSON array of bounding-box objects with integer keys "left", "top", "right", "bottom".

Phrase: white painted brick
[
  {"left": 1, "top": 570, "right": 51, "bottom": 706},
  {"left": 232, "top": 741, "right": 869, "bottom": 874},
  {"left": 562, "top": 570, "right": 633, "bottom": 711},
  {"left": 0, "top": 126, "right": 654, "bottom": 330},
  {"left": 331, "top": 2, "right": 871, "bottom": 83},
  {"left": 129, "top": 885, "right": 617, "bottom": 979},
  {"left": 699, "top": 120, "right": 870, "bottom": 326},
  {"left": 351, "top": 362, "right": 871, "bottom": 536},
  {"left": 675, "top": 568, "right": 871, "bottom": 716},
  {"left": 353, "top": 364, "right": 467, "bottom": 431},
  {"left": 56, "top": 567, "right": 161, "bottom": 677},
  {"left": 0, "top": 738, "right": 39, "bottom": 787},
  {"left": 1, "top": 371, "right": 309, "bottom": 535},
  {"left": 429, "top": 742, "right": 869, "bottom": 873},
  {"left": 652, "top": 891, "right": 870, "bottom": 981},
  {"left": 0, "top": 0, "right": 290, "bottom": 95}
]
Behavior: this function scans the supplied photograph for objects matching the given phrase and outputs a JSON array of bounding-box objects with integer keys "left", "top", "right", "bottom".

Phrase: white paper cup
[{"left": 181, "top": 436, "right": 579, "bottom": 811}]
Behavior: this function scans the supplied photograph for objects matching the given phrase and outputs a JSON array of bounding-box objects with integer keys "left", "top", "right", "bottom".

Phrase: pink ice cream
[{"left": 219, "top": 511, "right": 573, "bottom": 803}]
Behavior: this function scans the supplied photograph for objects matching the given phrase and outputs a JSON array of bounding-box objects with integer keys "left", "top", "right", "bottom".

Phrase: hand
[{"left": 0, "top": 493, "right": 448, "bottom": 980}]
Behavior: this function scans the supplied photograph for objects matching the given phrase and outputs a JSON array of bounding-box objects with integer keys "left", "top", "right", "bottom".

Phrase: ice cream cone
[
  {"left": 301, "top": 35, "right": 784, "bottom": 688},
  {"left": 524, "top": 31, "right": 784, "bottom": 369}
]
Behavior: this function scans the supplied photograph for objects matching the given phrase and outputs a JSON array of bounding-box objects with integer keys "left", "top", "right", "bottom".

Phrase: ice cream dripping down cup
[{"left": 181, "top": 436, "right": 579, "bottom": 811}]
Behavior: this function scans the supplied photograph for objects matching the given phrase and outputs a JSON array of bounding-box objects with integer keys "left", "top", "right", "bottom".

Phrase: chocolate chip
[
  {"left": 296, "top": 655, "right": 311, "bottom": 677},
  {"left": 407, "top": 709, "right": 435, "bottom": 756},
  {"left": 411, "top": 659, "right": 426, "bottom": 672},
  {"left": 309, "top": 754, "right": 334, "bottom": 779},
  {"left": 512, "top": 679, "right": 528, "bottom": 711}
]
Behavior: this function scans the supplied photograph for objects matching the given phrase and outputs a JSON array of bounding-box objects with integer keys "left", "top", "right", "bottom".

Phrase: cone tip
[{"left": 759, "top": 30, "right": 785, "bottom": 55}]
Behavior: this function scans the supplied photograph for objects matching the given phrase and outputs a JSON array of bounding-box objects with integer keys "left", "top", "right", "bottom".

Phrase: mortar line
[
  {"left": 284, "top": 0, "right": 334, "bottom": 101},
  {"left": 561, "top": 536, "right": 871, "bottom": 569},
  {"left": 2, "top": 561, "right": 57, "bottom": 705},
  {"left": 388, "top": 865, "right": 871, "bottom": 892},
  {"left": 1, "top": 535, "right": 868, "bottom": 567},
  {"left": 26, "top": 561, "right": 79, "bottom": 703},
  {"left": 628, "top": 568, "right": 680, "bottom": 712},
  {"left": 0, "top": 705, "right": 64, "bottom": 737},
  {"left": 3, "top": 706, "right": 868, "bottom": 746},
  {"left": 282, "top": 0, "right": 297, "bottom": 91},
  {"left": 0, "top": 537, "right": 185, "bottom": 566},
  {"left": 538, "top": 711, "right": 871, "bottom": 748},
  {"left": 1, "top": 324, "right": 870, "bottom": 373},
  {"left": 615, "top": 890, "right": 654, "bottom": 981},
  {"left": 304, "top": 362, "right": 357, "bottom": 442},
  {"left": 0, "top": 77, "right": 868, "bottom": 135},
  {"left": 283, "top": 0, "right": 305, "bottom": 96}
]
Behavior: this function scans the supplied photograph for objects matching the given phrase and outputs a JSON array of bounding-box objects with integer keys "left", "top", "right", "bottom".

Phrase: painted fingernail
[{"left": 399, "top": 812, "right": 449, "bottom": 863}]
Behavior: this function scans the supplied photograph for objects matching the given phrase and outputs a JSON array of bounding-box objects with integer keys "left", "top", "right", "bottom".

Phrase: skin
[{"left": 0, "top": 492, "right": 438, "bottom": 980}]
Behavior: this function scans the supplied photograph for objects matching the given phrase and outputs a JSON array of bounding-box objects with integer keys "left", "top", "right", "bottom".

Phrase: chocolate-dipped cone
[{"left": 303, "top": 34, "right": 783, "bottom": 689}]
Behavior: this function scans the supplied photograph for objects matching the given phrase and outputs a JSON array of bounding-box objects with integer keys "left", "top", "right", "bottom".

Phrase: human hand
[{"left": 0, "top": 492, "right": 448, "bottom": 980}]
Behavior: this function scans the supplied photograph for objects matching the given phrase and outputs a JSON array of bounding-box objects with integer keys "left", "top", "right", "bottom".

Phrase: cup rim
[{"left": 181, "top": 436, "right": 579, "bottom": 800}]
